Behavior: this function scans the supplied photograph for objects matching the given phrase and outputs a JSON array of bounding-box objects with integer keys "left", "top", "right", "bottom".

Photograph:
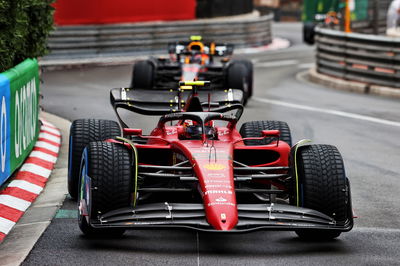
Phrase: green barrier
[
  {"left": 302, "top": 0, "right": 369, "bottom": 22},
  {"left": 0, "top": 59, "right": 40, "bottom": 186}
]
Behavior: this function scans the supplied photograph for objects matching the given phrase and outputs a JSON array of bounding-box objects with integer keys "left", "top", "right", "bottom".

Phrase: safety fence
[
  {"left": 0, "top": 59, "right": 40, "bottom": 186},
  {"left": 325, "top": 0, "right": 391, "bottom": 35},
  {"left": 315, "top": 27, "right": 400, "bottom": 88},
  {"left": 45, "top": 14, "right": 273, "bottom": 59},
  {"left": 356, "top": 0, "right": 391, "bottom": 35}
]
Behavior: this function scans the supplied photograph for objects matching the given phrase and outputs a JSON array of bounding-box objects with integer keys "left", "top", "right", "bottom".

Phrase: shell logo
[{"left": 204, "top": 163, "right": 226, "bottom": 170}]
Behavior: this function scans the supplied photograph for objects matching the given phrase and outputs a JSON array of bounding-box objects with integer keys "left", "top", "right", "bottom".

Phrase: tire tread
[
  {"left": 68, "top": 119, "right": 121, "bottom": 199},
  {"left": 239, "top": 120, "right": 292, "bottom": 146}
]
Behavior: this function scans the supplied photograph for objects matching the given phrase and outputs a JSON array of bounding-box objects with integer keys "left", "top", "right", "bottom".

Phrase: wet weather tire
[
  {"left": 294, "top": 144, "right": 350, "bottom": 240},
  {"left": 303, "top": 22, "right": 316, "bottom": 45},
  {"left": 226, "top": 62, "right": 249, "bottom": 105},
  {"left": 232, "top": 59, "right": 253, "bottom": 97},
  {"left": 68, "top": 119, "right": 121, "bottom": 200},
  {"left": 239, "top": 120, "right": 292, "bottom": 146},
  {"left": 130, "top": 60, "right": 155, "bottom": 89},
  {"left": 78, "top": 141, "right": 134, "bottom": 236}
]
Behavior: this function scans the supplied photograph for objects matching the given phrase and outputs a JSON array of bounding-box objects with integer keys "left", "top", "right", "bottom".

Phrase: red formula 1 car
[
  {"left": 130, "top": 36, "right": 253, "bottom": 105},
  {"left": 68, "top": 81, "right": 353, "bottom": 240}
]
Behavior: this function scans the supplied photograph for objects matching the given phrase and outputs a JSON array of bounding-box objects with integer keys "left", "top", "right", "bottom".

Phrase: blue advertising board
[{"left": 0, "top": 74, "right": 11, "bottom": 186}]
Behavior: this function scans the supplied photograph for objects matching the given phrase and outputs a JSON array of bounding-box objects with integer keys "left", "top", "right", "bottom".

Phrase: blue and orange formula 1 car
[
  {"left": 68, "top": 81, "right": 353, "bottom": 240},
  {"left": 130, "top": 36, "right": 253, "bottom": 105}
]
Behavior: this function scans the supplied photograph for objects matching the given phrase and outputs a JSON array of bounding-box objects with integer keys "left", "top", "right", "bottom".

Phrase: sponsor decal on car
[
  {"left": 205, "top": 184, "right": 232, "bottom": 189},
  {"left": 166, "top": 129, "right": 177, "bottom": 135},
  {"left": 204, "top": 190, "right": 232, "bottom": 195},
  {"left": 204, "top": 163, "right": 225, "bottom": 170},
  {"left": 204, "top": 179, "right": 230, "bottom": 183},
  {"left": 217, "top": 129, "right": 230, "bottom": 136},
  {"left": 208, "top": 202, "right": 236, "bottom": 207},
  {"left": 192, "top": 151, "right": 231, "bottom": 160},
  {"left": 207, "top": 173, "right": 225, "bottom": 178},
  {"left": 215, "top": 196, "right": 227, "bottom": 202}
]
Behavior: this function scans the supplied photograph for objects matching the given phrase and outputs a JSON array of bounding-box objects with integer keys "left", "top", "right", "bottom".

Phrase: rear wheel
[
  {"left": 226, "top": 62, "right": 249, "bottom": 105},
  {"left": 294, "top": 144, "right": 350, "bottom": 240},
  {"left": 232, "top": 59, "right": 253, "bottom": 97},
  {"left": 239, "top": 120, "right": 292, "bottom": 146},
  {"left": 68, "top": 119, "right": 121, "bottom": 200},
  {"left": 78, "top": 141, "right": 134, "bottom": 237},
  {"left": 303, "top": 22, "right": 316, "bottom": 45},
  {"left": 130, "top": 60, "right": 155, "bottom": 88}
]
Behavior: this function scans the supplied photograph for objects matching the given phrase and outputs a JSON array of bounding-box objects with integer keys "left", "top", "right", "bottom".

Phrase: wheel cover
[
  {"left": 68, "top": 135, "right": 73, "bottom": 182},
  {"left": 78, "top": 149, "right": 90, "bottom": 223}
]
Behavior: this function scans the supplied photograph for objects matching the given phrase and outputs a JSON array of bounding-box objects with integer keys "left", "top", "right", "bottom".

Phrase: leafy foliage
[{"left": 0, "top": 0, "right": 54, "bottom": 72}]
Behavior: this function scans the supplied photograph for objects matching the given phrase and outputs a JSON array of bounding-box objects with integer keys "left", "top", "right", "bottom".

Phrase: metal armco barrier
[
  {"left": 46, "top": 14, "right": 273, "bottom": 59},
  {"left": 0, "top": 59, "right": 40, "bottom": 186},
  {"left": 315, "top": 27, "right": 400, "bottom": 88}
]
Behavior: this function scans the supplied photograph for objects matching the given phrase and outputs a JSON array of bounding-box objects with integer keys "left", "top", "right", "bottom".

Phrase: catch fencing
[
  {"left": 0, "top": 59, "right": 40, "bottom": 186},
  {"left": 315, "top": 27, "right": 400, "bottom": 88},
  {"left": 349, "top": 0, "right": 391, "bottom": 35}
]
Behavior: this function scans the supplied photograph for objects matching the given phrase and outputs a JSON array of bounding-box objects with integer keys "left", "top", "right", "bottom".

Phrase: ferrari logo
[
  {"left": 216, "top": 197, "right": 227, "bottom": 202},
  {"left": 204, "top": 163, "right": 226, "bottom": 170}
]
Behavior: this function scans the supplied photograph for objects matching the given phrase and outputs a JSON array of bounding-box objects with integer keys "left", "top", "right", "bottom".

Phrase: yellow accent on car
[
  {"left": 179, "top": 80, "right": 210, "bottom": 86},
  {"left": 293, "top": 139, "right": 312, "bottom": 206},
  {"left": 204, "top": 163, "right": 226, "bottom": 170},
  {"left": 190, "top": 35, "right": 202, "bottom": 41},
  {"left": 116, "top": 137, "right": 139, "bottom": 207},
  {"left": 180, "top": 85, "right": 193, "bottom": 90}
]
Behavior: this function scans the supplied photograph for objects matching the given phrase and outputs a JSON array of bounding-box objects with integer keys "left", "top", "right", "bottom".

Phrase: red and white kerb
[{"left": 0, "top": 120, "right": 61, "bottom": 242}]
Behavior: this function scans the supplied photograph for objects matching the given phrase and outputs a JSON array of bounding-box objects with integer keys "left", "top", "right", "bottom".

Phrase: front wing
[{"left": 90, "top": 203, "right": 354, "bottom": 233}]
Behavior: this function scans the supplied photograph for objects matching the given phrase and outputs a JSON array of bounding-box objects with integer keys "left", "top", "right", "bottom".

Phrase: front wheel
[
  {"left": 226, "top": 62, "right": 249, "bottom": 105},
  {"left": 303, "top": 22, "right": 316, "bottom": 45},
  {"left": 294, "top": 144, "right": 351, "bottom": 240},
  {"left": 68, "top": 119, "right": 121, "bottom": 200},
  {"left": 231, "top": 59, "right": 253, "bottom": 97},
  {"left": 130, "top": 60, "right": 155, "bottom": 89},
  {"left": 78, "top": 141, "right": 135, "bottom": 237}
]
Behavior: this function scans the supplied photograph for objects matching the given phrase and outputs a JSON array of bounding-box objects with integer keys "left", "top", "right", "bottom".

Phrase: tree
[{"left": 0, "top": 0, "right": 55, "bottom": 72}]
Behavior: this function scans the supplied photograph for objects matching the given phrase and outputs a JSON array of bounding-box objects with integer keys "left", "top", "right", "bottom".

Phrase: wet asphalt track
[{"left": 22, "top": 23, "right": 400, "bottom": 265}]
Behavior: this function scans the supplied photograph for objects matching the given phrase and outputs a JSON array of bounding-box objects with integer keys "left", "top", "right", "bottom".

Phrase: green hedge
[{"left": 0, "top": 0, "right": 54, "bottom": 72}]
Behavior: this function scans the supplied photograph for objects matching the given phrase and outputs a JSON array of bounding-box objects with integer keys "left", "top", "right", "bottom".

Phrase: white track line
[
  {"left": 7, "top": 180, "right": 43, "bottom": 195},
  {"left": 196, "top": 232, "right": 200, "bottom": 266},
  {"left": 256, "top": 60, "right": 299, "bottom": 68},
  {"left": 298, "top": 63, "right": 315, "bottom": 69},
  {"left": 254, "top": 98, "right": 400, "bottom": 128}
]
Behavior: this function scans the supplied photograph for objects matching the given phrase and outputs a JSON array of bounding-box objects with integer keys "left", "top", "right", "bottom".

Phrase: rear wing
[
  {"left": 110, "top": 88, "right": 243, "bottom": 126},
  {"left": 168, "top": 41, "right": 234, "bottom": 57}
]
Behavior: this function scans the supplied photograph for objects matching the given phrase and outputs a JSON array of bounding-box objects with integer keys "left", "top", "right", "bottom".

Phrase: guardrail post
[{"left": 344, "top": 0, "right": 351, "bottom": 33}]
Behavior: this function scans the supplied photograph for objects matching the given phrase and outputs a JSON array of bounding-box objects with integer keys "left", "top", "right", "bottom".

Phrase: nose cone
[{"left": 205, "top": 204, "right": 238, "bottom": 231}]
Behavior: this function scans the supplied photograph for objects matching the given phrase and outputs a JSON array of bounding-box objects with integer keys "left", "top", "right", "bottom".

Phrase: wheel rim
[
  {"left": 78, "top": 150, "right": 90, "bottom": 224},
  {"left": 68, "top": 135, "right": 73, "bottom": 181}
]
